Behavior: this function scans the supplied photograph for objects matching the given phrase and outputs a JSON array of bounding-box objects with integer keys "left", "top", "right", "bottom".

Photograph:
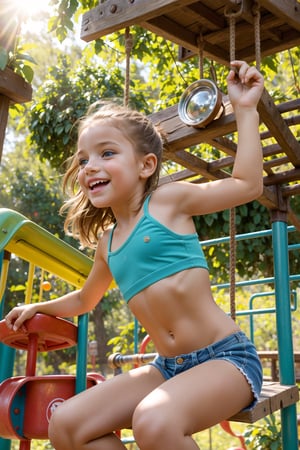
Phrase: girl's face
[{"left": 77, "top": 121, "right": 145, "bottom": 209}]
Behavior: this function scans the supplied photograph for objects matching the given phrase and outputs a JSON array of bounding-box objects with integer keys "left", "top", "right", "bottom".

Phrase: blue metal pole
[
  {"left": 271, "top": 213, "right": 298, "bottom": 450},
  {"left": 75, "top": 313, "right": 89, "bottom": 394}
]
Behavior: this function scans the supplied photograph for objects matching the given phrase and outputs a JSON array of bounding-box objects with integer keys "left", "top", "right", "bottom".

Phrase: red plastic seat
[
  {"left": 0, "top": 313, "right": 77, "bottom": 352},
  {"left": 0, "top": 373, "right": 105, "bottom": 440}
]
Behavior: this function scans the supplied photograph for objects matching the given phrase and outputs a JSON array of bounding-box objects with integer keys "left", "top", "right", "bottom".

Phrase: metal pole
[
  {"left": 75, "top": 313, "right": 89, "bottom": 394},
  {"left": 0, "top": 251, "right": 12, "bottom": 450},
  {"left": 271, "top": 211, "right": 298, "bottom": 450}
]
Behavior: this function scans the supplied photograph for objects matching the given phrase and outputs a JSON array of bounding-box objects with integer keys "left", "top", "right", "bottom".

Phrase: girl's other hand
[
  {"left": 227, "top": 60, "right": 264, "bottom": 110},
  {"left": 4, "top": 304, "right": 38, "bottom": 332}
]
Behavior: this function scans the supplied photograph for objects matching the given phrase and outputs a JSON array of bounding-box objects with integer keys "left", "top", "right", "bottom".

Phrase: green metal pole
[
  {"left": 0, "top": 251, "right": 12, "bottom": 450},
  {"left": 271, "top": 212, "right": 298, "bottom": 450}
]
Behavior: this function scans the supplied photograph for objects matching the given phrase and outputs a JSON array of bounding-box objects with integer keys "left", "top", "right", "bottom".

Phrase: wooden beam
[
  {"left": 164, "top": 148, "right": 229, "bottom": 180},
  {"left": 0, "top": 95, "right": 9, "bottom": 163},
  {"left": 260, "top": 0, "right": 300, "bottom": 32},
  {"left": 150, "top": 105, "right": 237, "bottom": 152},
  {"left": 264, "top": 168, "right": 300, "bottom": 186},
  {"left": 0, "top": 67, "right": 32, "bottom": 104},
  {"left": 182, "top": 3, "right": 226, "bottom": 30},
  {"left": 257, "top": 89, "right": 300, "bottom": 167},
  {"left": 80, "top": 0, "right": 197, "bottom": 42}
]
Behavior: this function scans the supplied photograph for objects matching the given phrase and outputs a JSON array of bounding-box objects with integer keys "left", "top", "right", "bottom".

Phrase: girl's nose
[{"left": 84, "top": 156, "right": 101, "bottom": 173}]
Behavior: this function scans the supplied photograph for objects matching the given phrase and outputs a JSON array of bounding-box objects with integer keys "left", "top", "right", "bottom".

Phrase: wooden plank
[
  {"left": 264, "top": 168, "right": 300, "bottom": 186},
  {"left": 229, "top": 382, "right": 299, "bottom": 423},
  {"left": 0, "top": 67, "right": 32, "bottom": 103},
  {"left": 80, "top": 0, "right": 197, "bottom": 42},
  {"left": 257, "top": 89, "right": 300, "bottom": 167},
  {"left": 182, "top": 3, "right": 226, "bottom": 30},
  {"left": 260, "top": 0, "right": 300, "bottom": 32},
  {"left": 164, "top": 149, "right": 229, "bottom": 180},
  {"left": 149, "top": 105, "right": 237, "bottom": 152},
  {"left": 0, "top": 95, "right": 9, "bottom": 163}
]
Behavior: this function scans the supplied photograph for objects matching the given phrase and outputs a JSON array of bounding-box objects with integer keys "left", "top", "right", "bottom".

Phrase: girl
[{"left": 5, "top": 60, "right": 264, "bottom": 450}]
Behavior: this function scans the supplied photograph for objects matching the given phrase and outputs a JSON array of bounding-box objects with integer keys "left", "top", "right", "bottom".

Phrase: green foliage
[
  {"left": 0, "top": 146, "right": 64, "bottom": 237},
  {"left": 194, "top": 201, "right": 274, "bottom": 281},
  {"left": 49, "top": 0, "right": 98, "bottom": 42},
  {"left": 244, "top": 414, "right": 282, "bottom": 449},
  {"left": 29, "top": 55, "right": 151, "bottom": 170}
]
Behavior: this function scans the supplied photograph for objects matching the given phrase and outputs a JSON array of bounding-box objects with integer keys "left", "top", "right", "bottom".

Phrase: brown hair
[{"left": 60, "top": 102, "right": 164, "bottom": 248}]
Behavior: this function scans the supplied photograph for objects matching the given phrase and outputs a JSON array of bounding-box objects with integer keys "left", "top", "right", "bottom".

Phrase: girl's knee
[
  {"left": 48, "top": 404, "right": 74, "bottom": 449},
  {"left": 132, "top": 403, "right": 171, "bottom": 448}
]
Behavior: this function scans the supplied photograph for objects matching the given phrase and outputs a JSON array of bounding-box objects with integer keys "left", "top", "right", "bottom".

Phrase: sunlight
[{"left": 11, "top": 0, "right": 51, "bottom": 19}]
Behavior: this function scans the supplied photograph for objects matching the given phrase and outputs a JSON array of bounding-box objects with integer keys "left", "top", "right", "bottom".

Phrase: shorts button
[{"left": 176, "top": 357, "right": 184, "bottom": 364}]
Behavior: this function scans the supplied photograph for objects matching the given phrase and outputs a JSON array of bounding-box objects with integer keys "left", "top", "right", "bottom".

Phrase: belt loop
[
  {"left": 207, "top": 344, "right": 214, "bottom": 358},
  {"left": 235, "top": 331, "right": 243, "bottom": 343},
  {"left": 191, "top": 351, "right": 198, "bottom": 364}
]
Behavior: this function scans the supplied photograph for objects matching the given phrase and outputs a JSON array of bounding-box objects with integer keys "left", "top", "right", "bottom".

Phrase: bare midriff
[{"left": 129, "top": 267, "right": 240, "bottom": 357}]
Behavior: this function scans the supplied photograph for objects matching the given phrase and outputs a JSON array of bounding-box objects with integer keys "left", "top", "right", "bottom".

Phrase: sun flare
[{"left": 11, "top": 0, "right": 51, "bottom": 20}]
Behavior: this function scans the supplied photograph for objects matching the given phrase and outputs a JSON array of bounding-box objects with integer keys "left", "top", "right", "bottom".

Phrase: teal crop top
[{"left": 107, "top": 195, "right": 208, "bottom": 302}]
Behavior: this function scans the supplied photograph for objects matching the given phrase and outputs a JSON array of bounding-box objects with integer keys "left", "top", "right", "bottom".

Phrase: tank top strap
[{"left": 108, "top": 223, "right": 117, "bottom": 252}]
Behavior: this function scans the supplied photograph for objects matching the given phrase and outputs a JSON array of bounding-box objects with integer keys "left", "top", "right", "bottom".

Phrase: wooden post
[
  {"left": 0, "top": 68, "right": 32, "bottom": 163},
  {"left": 0, "top": 95, "right": 10, "bottom": 162}
]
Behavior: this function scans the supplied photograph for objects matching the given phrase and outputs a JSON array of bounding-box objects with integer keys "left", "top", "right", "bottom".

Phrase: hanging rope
[
  {"left": 124, "top": 27, "right": 133, "bottom": 107},
  {"left": 224, "top": 2, "right": 243, "bottom": 322},
  {"left": 197, "top": 32, "right": 204, "bottom": 79},
  {"left": 253, "top": 1, "right": 261, "bottom": 71},
  {"left": 224, "top": 0, "right": 262, "bottom": 321}
]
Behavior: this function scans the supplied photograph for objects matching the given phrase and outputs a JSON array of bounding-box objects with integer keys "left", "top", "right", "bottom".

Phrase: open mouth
[{"left": 89, "top": 180, "right": 109, "bottom": 190}]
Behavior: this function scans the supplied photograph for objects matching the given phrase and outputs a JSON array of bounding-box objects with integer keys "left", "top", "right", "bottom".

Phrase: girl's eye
[
  {"left": 102, "top": 150, "right": 115, "bottom": 158},
  {"left": 79, "top": 158, "right": 88, "bottom": 167}
]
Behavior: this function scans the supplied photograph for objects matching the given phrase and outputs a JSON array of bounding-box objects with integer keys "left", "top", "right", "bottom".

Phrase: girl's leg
[
  {"left": 132, "top": 359, "right": 253, "bottom": 450},
  {"left": 48, "top": 364, "right": 165, "bottom": 450}
]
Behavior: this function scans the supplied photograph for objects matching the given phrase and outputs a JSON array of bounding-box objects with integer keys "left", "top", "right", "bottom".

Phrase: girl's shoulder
[{"left": 153, "top": 181, "right": 193, "bottom": 203}]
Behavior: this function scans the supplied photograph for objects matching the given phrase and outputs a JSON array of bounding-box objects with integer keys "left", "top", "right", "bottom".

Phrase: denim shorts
[{"left": 149, "top": 331, "right": 262, "bottom": 410}]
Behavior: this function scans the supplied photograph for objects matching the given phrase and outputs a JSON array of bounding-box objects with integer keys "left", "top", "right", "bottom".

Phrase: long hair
[{"left": 60, "top": 102, "right": 164, "bottom": 248}]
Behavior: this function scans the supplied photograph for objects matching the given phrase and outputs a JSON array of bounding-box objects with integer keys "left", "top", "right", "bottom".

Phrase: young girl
[{"left": 5, "top": 60, "right": 264, "bottom": 450}]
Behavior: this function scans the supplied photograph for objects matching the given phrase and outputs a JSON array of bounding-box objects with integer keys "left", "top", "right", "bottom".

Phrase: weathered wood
[
  {"left": 150, "top": 104, "right": 237, "bottom": 152},
  {"left": 229, "top": 382, "right": 299, "bottom": 423},
  {"left": 81, "top": 0, "right": 197, "bottom": 42},
  {"left": 0, "top": 67, "right": 32, "bottom": 104},
  {"left": 260, "top": 0, "right": 300, "bottom": 32},
  {"left": 264, "top": 168, "right": 300, "bottom": 186},
  {"left": 0, "top": 95, "right": 9, "bottom": 163},
  {"left": 257, "top": 89, "right": 300, "bottom": 167},
  {"left": 81, "top": 0, "right": 300, "bottom": 65}
]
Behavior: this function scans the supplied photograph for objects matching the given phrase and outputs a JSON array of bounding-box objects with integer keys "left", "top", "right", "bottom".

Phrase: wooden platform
[
  {"left": 229, "top": 382, "right": 299, "bottom": 423},
  {"left": 81, "top": 1, "right": 300, "bottom": 66}
]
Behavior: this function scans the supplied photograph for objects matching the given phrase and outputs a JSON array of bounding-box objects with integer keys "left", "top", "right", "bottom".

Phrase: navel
[{"left": 168, "top": 330, "right": 175, "bottom": 339}]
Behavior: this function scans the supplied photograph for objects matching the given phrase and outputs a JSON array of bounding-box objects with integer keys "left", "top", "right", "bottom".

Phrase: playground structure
[
  {"left": 0, "top": 0, "right": 300, "bottom": 449},
  {"left": 0, "top": 210, "right": 105, "bottom": 450},
  {"left": 0, "top": 209, "right": 299, "bottom": 449}
]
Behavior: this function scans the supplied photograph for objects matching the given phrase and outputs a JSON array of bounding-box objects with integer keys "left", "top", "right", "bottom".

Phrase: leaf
[
  {"left": 15, "top": 52, "right": 37, "bottom": 65},
  {"left": 21, "top": 65, "right": 34, "bottom": 83}
]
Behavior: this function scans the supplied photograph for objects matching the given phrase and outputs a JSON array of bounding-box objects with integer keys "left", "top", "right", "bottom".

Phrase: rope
[
  {"left": 124, "top": 27, "right": 133, "bottom": 107},
  {"left": 253, "top": 1, "right": 261, "bottom": 71},
  {"left": 224, "top": 1, "right": 262, "bottom": 321},
  {"left": 224, "top": 2, "right": 241, "bottom": 321},
  {"left": 197, "top": 32, "right": 204, "bottom": 79}
]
